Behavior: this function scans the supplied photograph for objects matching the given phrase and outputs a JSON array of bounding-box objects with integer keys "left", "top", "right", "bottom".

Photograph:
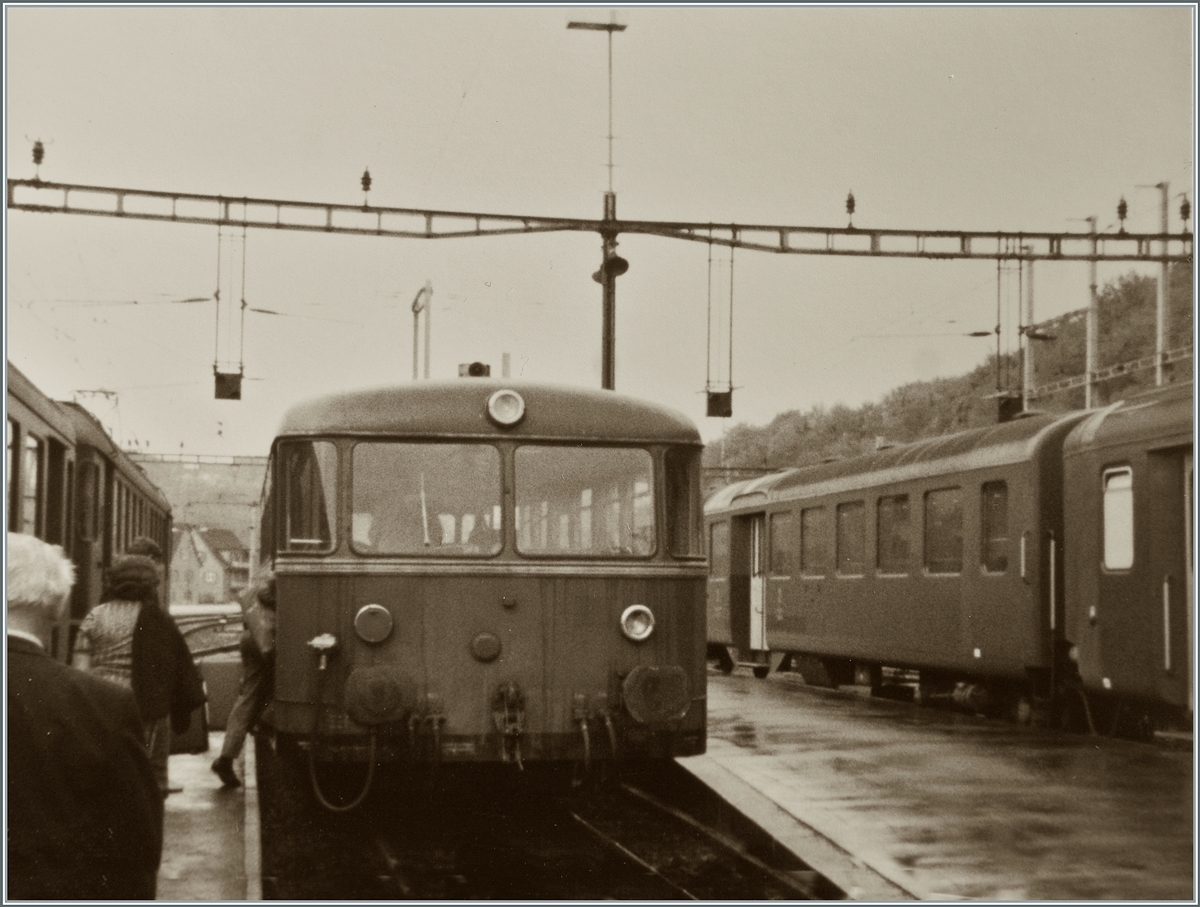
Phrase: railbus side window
[
  {"left": 925, "top": 487, "right": 963, "bottom": 574},
  {"left": 876, "top": 494, "right": 910, "bottom": 574},
  {"left": 514, "top": 446, "right": 655, "bottom": 557},
  {"left": 769, "top": 511, "right": 795, "bottom": 576},
  {"left": 1102, "top": 467, "right": 1134, "bottom": 570},
  {"left": 980, "top": 481, "right": 1009, "bottom": 573},
  {"left": 280, "top": 441, "right": 337, "bottom": 552},
  {"left": 801, "top": 506, "right": 829, "bottom": 576},
  {"left": 352, "top": 442, "right": 501, "bottom": 556},
  {"left": 709, "top": 521, "right": 730, "bottom": 576},
  {"left": 666, "top": 447, "right": 704, "bottom": 557},
  {"left": 836, "top": 501, "right": 866, "bottom": 576},
  {"left": 259, "top": 455, "right": 276, "bottom": 562}
]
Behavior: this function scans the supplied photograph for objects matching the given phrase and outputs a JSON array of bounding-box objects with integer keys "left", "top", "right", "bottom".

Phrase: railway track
[
  {"left": 257, "top": 744, "right": 839, "bottom": 899},
  {"left": 568, "top": 777, "right": 832, "bottom": 899}
]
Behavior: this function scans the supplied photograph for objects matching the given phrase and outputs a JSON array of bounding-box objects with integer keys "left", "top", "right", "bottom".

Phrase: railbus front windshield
[
  {"left": 277, "top": 439, "right": 690, "bottom": 559},
  {"left": 514, "top": 446, "right": 655, "bottom": 557},
  {"left": 352, "top": 442, "right": 503, "bottom": 556}
]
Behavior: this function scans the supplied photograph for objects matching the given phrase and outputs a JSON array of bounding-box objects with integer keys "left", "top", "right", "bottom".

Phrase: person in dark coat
[
  {"left": 212, "top": 570, "right": 276, "bottom": 788},
  {"left": 7, "top": 532, "right": 163, "bottom": 899},
  {"left": 72, "top": 554, "right": 206, "bottom": 795}
]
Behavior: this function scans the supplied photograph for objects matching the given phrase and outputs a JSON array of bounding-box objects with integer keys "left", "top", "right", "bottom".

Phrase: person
[
  {"left": 72, "top": 553, "right": 206, "bottom": 796},
  {"left": 212, "top": 570, "right": 276, "bottom": 788},
  {"left": 126, "top": 535, "right": 181, "bottom": 780},
  {"left": 7, "top": 533, "right": 163, "bottom": 899}
]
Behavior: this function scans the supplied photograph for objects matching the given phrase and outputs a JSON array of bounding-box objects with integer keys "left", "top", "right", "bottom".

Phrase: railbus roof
[{"left": 275, "top": 380, "right": 702, "bottom": 445}]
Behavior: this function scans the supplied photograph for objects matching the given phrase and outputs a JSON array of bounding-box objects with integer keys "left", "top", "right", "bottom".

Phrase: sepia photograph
[{"left": 5, "top": 4, "right": 1195, "bottom": 900}]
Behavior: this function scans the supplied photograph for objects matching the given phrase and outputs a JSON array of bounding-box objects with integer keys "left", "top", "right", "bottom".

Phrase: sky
[{"left": 4, "top": 5, "right": 1195, "bottom": 456}]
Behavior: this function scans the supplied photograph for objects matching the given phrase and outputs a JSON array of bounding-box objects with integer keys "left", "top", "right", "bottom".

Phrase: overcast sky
[{"left": 5, "top": 5, "right": 1195, "bottom": 456}]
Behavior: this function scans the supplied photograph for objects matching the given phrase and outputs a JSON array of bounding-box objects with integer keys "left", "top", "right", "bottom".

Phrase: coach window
[
  {"left": 710, "top": 521, "right": 730, "bottom": 576},
  {"left": 924, "top": 487, "right": 963, "bottom": 574},
  {"left": 515, "top": 446, "right": 655, "bottom": 557},
  {"left": 801, "top": 506, "right": 830, "bottom": 576},
  {"left": 280, "top": 440, "right": 337, "bottom": 553},
  {"left": 769, "top": 511, "right": 795, "bottom": 576},
  {"left": 980, "top": 481, "right": 1009, "bottom": 573},
  {"left": 77, "top": 462, "right": 98, "bottom": 542},
  {"left": 876, "top": 494, "right": 910, "bottom": 574},
  {"left": 1102, "top": 467, "right": 1134, "bottom": 570},
  {"left": 7, "top": 420, "right": 17, "bottom": 531},
  {"left": 353, "top": 442, "right": 501, "bottom": 556},
  {"left": 836, "top": 501, "right": 866, "bottom": 576},
  {"left": 22, "top": 434, "right": 43, "bottom": 537}
]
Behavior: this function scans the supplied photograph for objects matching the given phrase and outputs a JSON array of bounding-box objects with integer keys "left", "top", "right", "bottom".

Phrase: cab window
[{"left": 280, "top": 441, "right": 337, "bottom": 552}]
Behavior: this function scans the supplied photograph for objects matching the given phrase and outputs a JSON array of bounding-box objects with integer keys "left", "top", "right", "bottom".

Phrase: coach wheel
[{"left": 752, "top": 665, "right": 770, "bottom": 680}]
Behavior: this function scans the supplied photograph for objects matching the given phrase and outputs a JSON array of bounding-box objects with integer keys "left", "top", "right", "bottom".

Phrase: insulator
[
  {"left": 361, "top": 168, "right": 372, "bottom": 193},
  {"left": 1181, "top": 197, "right": 1191, "bottom": 224},
  {"left": 845, "top": 191, "right": 855, "bottom": 216},
  {"left": 1117, "top": 196, "right": 1127, "bottom": 223},
  {"left": 32, "top": 140, "right": 44, "bottom": 166}
]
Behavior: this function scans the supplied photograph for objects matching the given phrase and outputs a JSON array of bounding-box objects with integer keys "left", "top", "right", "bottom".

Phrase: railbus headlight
[
  {"left": 354, "top": 604, "right": 394, "bottom": 644},
  {"left": 620, "top": 604, "right": 655, "bottom": 642},
  {"left": 487, "top": 389, "right": 526, "bottom": 427}
]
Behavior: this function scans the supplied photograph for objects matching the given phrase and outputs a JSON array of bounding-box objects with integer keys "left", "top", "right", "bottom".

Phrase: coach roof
[
  {"left": 707, "top": 409, "right": 1089, "bottom": 512},
  {"left": 1064, "top": 380, "right": 1193, "bottom": 455},
  {"left": 275, "top": 380, "right": 701, "bottom": 445}
]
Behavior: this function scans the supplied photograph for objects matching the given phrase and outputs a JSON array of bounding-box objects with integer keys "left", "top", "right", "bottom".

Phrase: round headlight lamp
[
  {"left": 354, "top": 604, "right": 393, "bottom": 644},
  {"left": 487, "top": 389, "right": 526, "bottom": 427},
  {"left": 620, "top": 604, "right": 655, "bottom": 642}
]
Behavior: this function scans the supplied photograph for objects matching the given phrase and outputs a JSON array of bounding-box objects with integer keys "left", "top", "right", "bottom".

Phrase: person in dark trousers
[
  {"left": 73, "top": 554, "right": 206, "bottom": 796},
  {"left": 126, "top": 535, "right": 179, "bottom": 784},
  {"left": 212, "top": 570, "right": 276, "bottom": 788},
  {"left": 7, "top": 533, "right": 164, "bottom": 899}
]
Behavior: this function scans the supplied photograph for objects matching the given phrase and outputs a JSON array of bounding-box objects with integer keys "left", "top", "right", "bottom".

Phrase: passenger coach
[
  {"left": 258, "top": 379, "right": 707, "bottom": 801},
  {"left": 1062, "top": 381, "right": 1194, "bottom": 734},
  {"left": 706, "top": 410, "right": 1090, "bottom": 719},
  {"left": 7, "top": 361, "right": 172, "bottom": 659}
]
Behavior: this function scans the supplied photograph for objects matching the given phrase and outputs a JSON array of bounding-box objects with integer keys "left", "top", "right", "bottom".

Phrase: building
[{"left": 170, "top": 524, "right": 249, "bottom": 605}]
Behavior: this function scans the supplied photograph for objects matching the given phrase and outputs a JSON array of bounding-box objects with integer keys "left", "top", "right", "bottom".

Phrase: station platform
[
  {"left": 157, "top": 732, "right": 260, "bottom": 901},
  {"left": 680, "top": 670, "right": 1194, "bottom": 901}
]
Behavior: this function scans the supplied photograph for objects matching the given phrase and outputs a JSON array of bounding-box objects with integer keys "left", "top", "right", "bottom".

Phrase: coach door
[
  {"left": 1186, "top": 454, "right": 1193, "bottom": 714},
  {"left": 730, "top": 513, "right": 767, "bottom": 652},
  {"left": 748, "top": 516, "right": 767, "bottom": 650}
]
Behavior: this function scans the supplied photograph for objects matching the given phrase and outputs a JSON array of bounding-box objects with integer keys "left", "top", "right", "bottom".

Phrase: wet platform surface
[
  {"left": 684, "top": 671, "right": 1193, "bottom": 900},
  {"left": 158, "top": 731, "right": 259, "bottom": 901}
]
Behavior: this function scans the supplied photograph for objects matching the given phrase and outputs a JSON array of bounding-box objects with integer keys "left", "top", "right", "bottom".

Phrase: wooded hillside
[{"left": 703, "top": 263, "right": 1193, "bottom": 492}]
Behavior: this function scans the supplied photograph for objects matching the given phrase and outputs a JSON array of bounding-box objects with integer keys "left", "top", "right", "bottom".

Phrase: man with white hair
[{"left": 7, "top": 532, "right": 163, "bottom": 899}]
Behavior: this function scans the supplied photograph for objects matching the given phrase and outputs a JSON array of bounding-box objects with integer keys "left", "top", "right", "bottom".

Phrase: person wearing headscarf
[
  {"left": 73, "top": 553, "right": 206, "bottom": 796},
  {"left": 8, "top": 533, "right": 163, "bottom": 898}
]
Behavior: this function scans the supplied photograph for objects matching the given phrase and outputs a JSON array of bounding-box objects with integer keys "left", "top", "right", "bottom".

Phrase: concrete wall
[{"left": 132, "top": 454, "right": 266, "bottom": 550}]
